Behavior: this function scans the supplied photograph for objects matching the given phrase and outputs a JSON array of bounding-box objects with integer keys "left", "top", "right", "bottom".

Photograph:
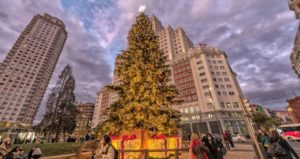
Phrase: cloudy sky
[{"left": 0, "top": 0, "right": 299, "bottom": 121}]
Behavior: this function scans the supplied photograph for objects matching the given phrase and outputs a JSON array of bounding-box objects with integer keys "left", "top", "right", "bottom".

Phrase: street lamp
[{"left": 239, "top": 97, "right": 266, "bottom": 159}]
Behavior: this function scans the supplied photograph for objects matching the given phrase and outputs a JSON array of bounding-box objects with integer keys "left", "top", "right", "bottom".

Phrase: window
[
  {"left": 226, "top": 85, "right": 232, "bottom": 88},
  {"left": 220, "top": 66, "right": 225, "bottom": 70},
  {"left": 213, "top": 78, "right": 217, "bottom": 82},
  {"left": 211, "top": 72, "right": 215, "bottom": 75},
  {"left": 223, "top": 92, "right": 228, "bottom": 96},
  {"left": 207, "top": 103, "right": 213, "bottom": 109},
  {"left": 222, "top": 72, "right": 227, "bottom": 75},
  {"left": 215, "top": 84, "right": 219, "bottom": 88},
  {"left": 190, "top": 107, "right": 194, "bottom": 113},
  {"left": 199, "top": 72, "right": 205, "bottom": 76},
  {"left": 198, "top": 66, "right": 204, "bottom": 70},
  {"left": 220, "top": 102, "right": 225, "bottom": 108},
  {"left": 203, "top": 85, "right": 209, "bottom": 89},
  {"left": 220, "top": 85, "right": 225, "bottom": 89},
  {"left": 224, "top": 78, "right": 230, "bottom": 82},
  {"left": 226, "top": 102, "right": 231, "bottom": 108},
  {"left": 201, "top": 79, "right": 208, "bottom": 83},
  {"left": 217, "top": 91, "right": 221, "bottom": 95},
  {"left": 196, "top": 61, "right": 202, "bottom": 65},
  {"left": 204, "top": 92, "right": 210, "bottom": 96},
  {"left": 229, "top": 91, "right": 235, "bottom": 95},
  {"left": 233, "top": 102, "right": 239, "bottom": 108}
]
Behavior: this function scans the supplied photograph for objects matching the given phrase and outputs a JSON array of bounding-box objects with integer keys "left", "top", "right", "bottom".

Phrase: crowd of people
[
  {"left": 0, "top": 137, "right": 42, "bottom": 159},
  {"left": 190, "top": 132, "right": 234, "bottom": 159},
  {"left": 257, "top": 130, "right": 299, "bottom": 159}
]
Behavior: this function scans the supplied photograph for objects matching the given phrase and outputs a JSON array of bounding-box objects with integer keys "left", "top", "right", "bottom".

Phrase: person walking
[
  {"left": 202, "top": 133, "right": 218, "bottom": 159},
  {"left": 0, "top": 137, "right": 11, "bottom": 159},
  {"left": 190, "top": 133, "right": 209, "bottom": 159},
  {"left": 223, "top": 132, "right": 230, "bottom": 150},
  {"left": 100, "top": 135, "right": 117, "bottom": 159},
  {"left": 268, "top": 130, "right": 299, "bottom": 159},
  {"left": 226, "top": 131, "right": 234, "bottom": 149},
  {"left": 261, "top": 132, "right": 270, "bottom": 158}
]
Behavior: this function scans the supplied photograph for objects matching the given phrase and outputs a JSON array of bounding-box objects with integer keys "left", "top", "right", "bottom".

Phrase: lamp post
[{"left": 239, "top": 97, "right": 266, "bottom": 159}]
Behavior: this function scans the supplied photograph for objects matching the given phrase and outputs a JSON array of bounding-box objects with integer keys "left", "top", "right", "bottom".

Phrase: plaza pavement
[
  {"left": 176, "top": 144, "right": 256, "bottom": 159},
  {"left": 41, "top": 143, "right": 256, "bottom": 159}
]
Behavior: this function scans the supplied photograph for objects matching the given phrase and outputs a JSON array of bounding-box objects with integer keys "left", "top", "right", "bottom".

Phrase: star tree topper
[{"left": 139, "top": 5, "right": 146, "bottom": 12}]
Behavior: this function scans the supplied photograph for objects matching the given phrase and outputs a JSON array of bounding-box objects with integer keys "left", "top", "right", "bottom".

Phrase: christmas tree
[{"left": 101, "top": 12, "right": 181, "bottom": 135}]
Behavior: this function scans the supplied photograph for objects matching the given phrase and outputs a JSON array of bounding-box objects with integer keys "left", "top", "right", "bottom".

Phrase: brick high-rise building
[
  {"left": 0, "top": 13, "right": 67, "bottom": 125},
  {"left": 286, "top": 96, "right": 300, "bottom": 123}
]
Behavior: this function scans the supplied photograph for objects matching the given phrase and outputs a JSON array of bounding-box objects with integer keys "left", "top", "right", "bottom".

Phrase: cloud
[
  {"left": 1, "top": 0, "right": 299, "bottom": 123},
  {"left": 0, "top": 0, "right": 112, "bottom": 121}
]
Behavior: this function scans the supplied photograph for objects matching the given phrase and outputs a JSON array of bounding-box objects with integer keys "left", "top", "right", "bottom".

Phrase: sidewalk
[
  {"left": 225, "top": 144, "right": 255, "bottom": 159},
  {"left": 177, "top": 144, "right": 255, "bottom": 159}
]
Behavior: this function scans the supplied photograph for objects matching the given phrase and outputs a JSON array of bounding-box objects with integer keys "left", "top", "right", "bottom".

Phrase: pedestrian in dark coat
[{"left": 269, "top": 130, "right": 299, "bottom": 159}]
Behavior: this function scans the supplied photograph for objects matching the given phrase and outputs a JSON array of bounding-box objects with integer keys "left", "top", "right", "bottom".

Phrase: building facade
[
  {"left": 74, "top": 103, "right": 95, "bottom": 137},
  {"left": 0, "top": 13, "right": 67, "bottom": 125},
  {"left": 273, "top": 110, "right": 293, "bottom": 124},
  {"left": 92, "top": 89, "right": 111, "bottom": 128},
  {"left": 289, "top": 0, "right": 300, "bottom": 77},
  {"left": 286, "top": 96, "right": 300, "bottom": 123},
  {"left": 170, "top": 45, "right": 246, "bottom": 137},
  {"left": 93, "top": 15, "right": 247, "bottom": 136}
]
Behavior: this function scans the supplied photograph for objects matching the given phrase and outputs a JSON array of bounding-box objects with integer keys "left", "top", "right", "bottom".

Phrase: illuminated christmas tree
[{"left": 101, "top": 12, "right": 181, "bottom": 135}]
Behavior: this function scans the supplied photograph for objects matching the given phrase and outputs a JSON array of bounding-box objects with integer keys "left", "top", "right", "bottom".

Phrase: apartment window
[
  {"left": 220, "top": 85, "right": 225, "bottom": 89},
  {"left": 204, "top": 92, "right": 210, "bottom": 96},
  {"left": 226, "top": 102, "right": 231, "bottom": 108},
  {"left": 226, "top": 85, "right": 232, "bottom": 88},
  {"left": 223, "top": 92, "right": 228, "bottom": 96},
  {"left": 233, "top": 102, "right": 239, "bottom": 108},
  {"left": 196, "top": 61, "right": 202, "bottom": 65},
  {"left": 220, "top": 66, "right": 225, "bottom": 70},
  {"left": 201, "top": 79, "right": 208, "bottom": 83},
  {"left": 217, "top": 91, "right": 221, "bottom": 95},
  {"left": 215, "top": 84, "right": 219, "bottom": 88},
  {"left": 216, "top": 72, "right": 220, "bottom": 75},
  {"left": 199, "top": 72, "right": 205, "bottom": 76},
  {"left": 198, "top": 66, "right": 204, "bottom": 70},
  {"left": 220, "top": 102, "right": 225, "bottom": 108},
  {"left": 208, "top": 60, "right": 211, "bottom": 64},
  {"left": 207, "top": 103, "right": 213, "bottom": 109},
  {"left": 218, "top": 78, "right": 223, "bottom": 82},
  {"left": 229, "top": 91, "right": 235, "bottom": 95},
  {"left": 222, "top": 72, "right": 227, "bottom": 75},
  {"left": 203, "top": 85, "right": 209, "bottom": 89},
  {"left": 218, "top": 60, "right": 223, "bottom": 64},
  {"left": 224, "top": 78, "right": 230, "bottom": 82},
  {"left": 211, "top": 72, "right": 215, "bottom": 75},
  {"left": 213, "top": 78, "right": 217, "bottom": 82}
]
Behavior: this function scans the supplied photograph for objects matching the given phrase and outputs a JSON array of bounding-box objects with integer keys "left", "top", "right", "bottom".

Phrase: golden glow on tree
[{"left": 100, "top": 12, "right": 181, "bottom": 135}]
